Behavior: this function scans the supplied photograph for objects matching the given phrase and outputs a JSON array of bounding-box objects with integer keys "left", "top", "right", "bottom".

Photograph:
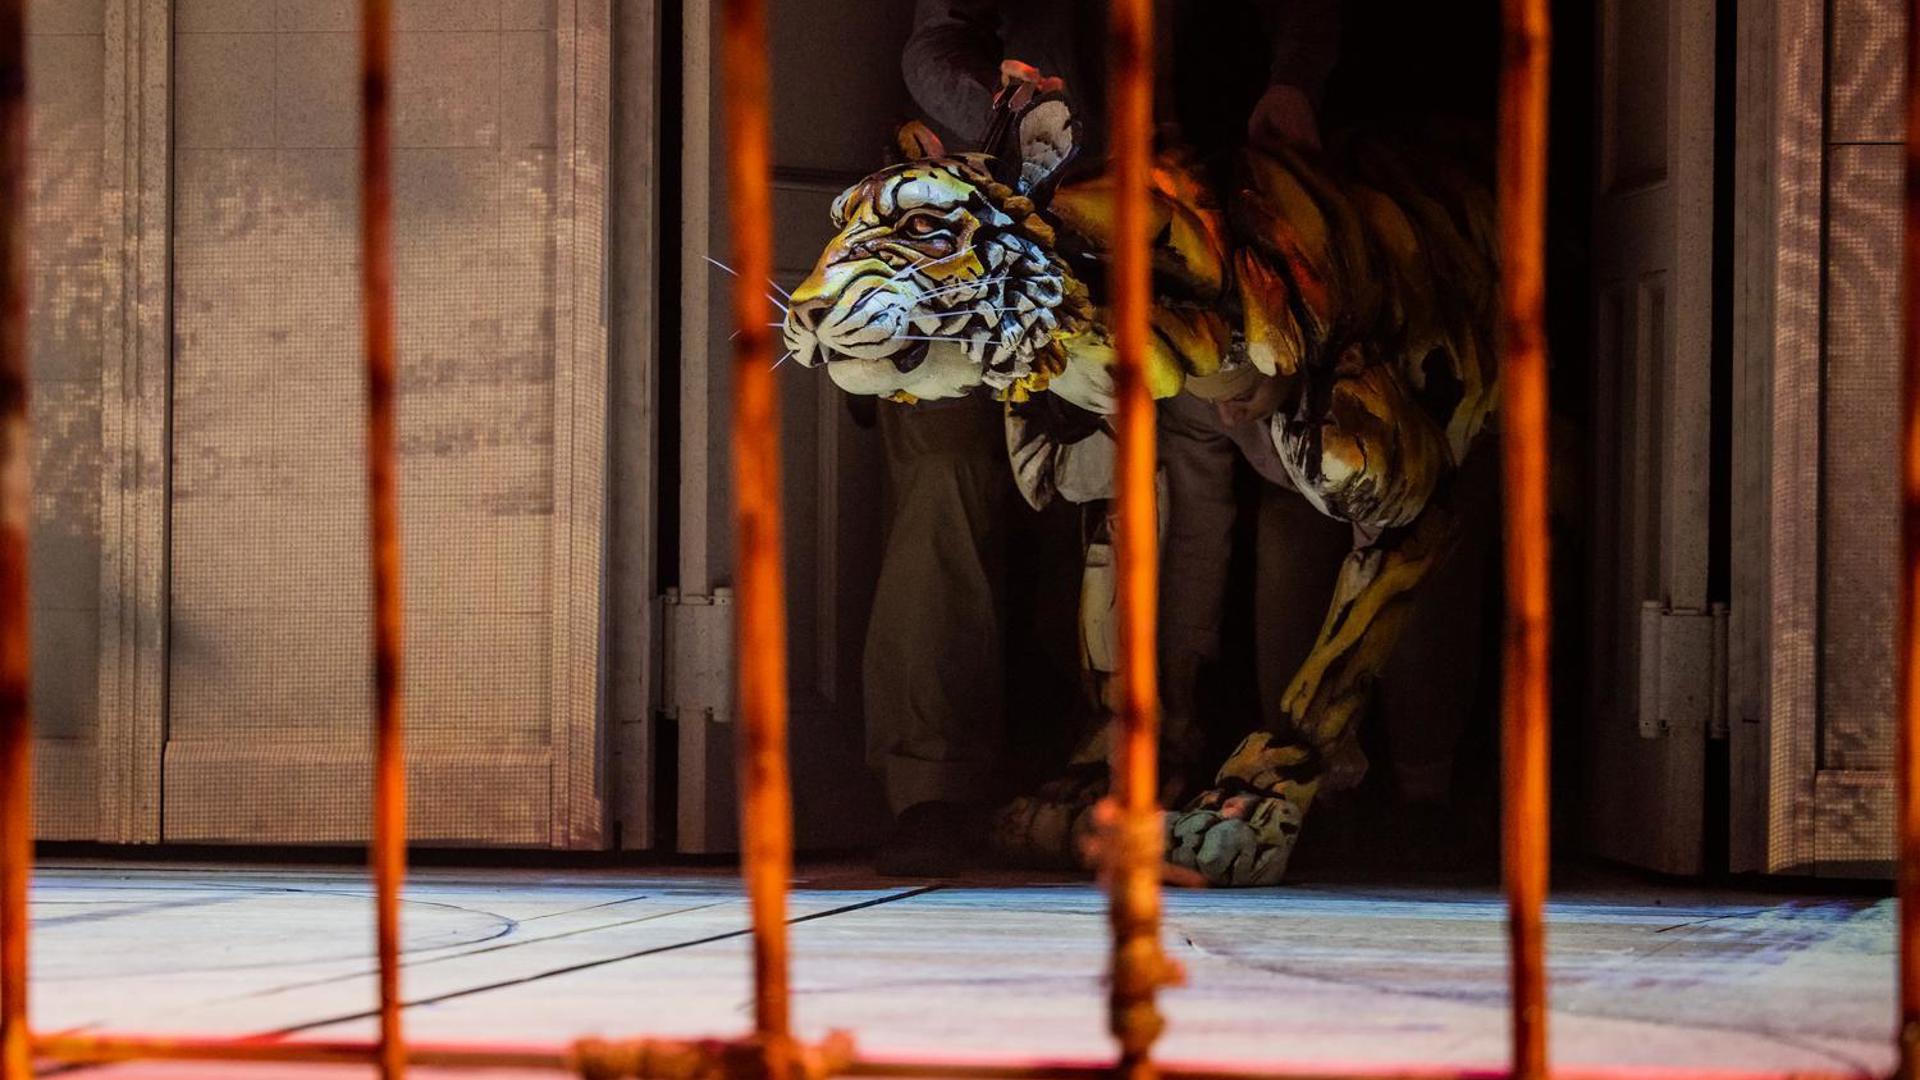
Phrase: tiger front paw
[
  {"left": 1164, "top": 788, "right": 1308, "bottom": 887},
  {"left": 988, "top": 769, "right": 1108, "bottom": 869}
]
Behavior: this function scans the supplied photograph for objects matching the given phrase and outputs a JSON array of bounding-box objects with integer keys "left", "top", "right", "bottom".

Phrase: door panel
[
  {"left": 672, "top": 0, "right": 899, "bottom": 852},
  {"left": 1819, "top": 144, "right": 1899, "bottom": 777},
  {"left": 1586, "top": 0, "right": 1717, "bottom": 874},
  {"left": 1732, "top": 0, "right": 1904, "bottom": 874},
  {"left": 1806, "top": 129, "right": 1900, "bottom": 868},
  {"left": 161, "top": 0, "right": 611, "bottom": 847}
]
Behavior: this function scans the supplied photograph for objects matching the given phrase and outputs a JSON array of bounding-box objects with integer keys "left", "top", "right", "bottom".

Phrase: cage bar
[
  {"left": 1897, "top": 0, "right": 1920, "bottom": 1074},
  {"left": 0, "top": 3, "right": 1906, "bottom": 1079},
  {"left": 0, "top": 3, "right": 26, "bottom": 1078},
  {"left": 359, "top": 1, "right": 409, "bottom": 1077},
  {"left": 1105, "top": 1, "right": 1175, "bottom": 1078},
  {"left": 718, "top": 0, "right": 799, "bottom": 1074},
  {"left": 1497, "top": 0, "right": 1553, "bottom": 1078},
  {"left": 22, "top": 1034, "right": 1890, "bottom": 1080}
]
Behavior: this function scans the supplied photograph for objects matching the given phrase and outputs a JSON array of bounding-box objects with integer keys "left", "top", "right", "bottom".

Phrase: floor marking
[
  {"left": 223, "top": 901, "right": 733, "bottom": 1002},
  {"left": 31, "top": 893, "right": 252, "bottom": 929},
  {"left": 254, "top": 886, "right": 941, "bottom": 1041}
]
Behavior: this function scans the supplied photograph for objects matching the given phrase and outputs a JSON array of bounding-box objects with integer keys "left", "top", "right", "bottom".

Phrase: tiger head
[{"left": 782, "top": 89, "right": 1094, "bottom": 404}]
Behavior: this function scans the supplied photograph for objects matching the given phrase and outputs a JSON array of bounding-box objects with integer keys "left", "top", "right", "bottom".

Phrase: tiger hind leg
[{"left": 1166, "top": 502, "right": 1459, "bottom": 886}]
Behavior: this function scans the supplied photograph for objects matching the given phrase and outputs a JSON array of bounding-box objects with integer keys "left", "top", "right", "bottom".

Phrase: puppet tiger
[{"left": 780, "top": 75, "right": 1497, "bottom": 887}]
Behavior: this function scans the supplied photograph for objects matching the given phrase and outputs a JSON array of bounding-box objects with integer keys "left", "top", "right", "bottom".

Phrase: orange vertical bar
[
  {"left": 1897, "top": 0, "right": 1920, "bottom": 1073},
  {"left": 1497, "top": 0, "right": 1552, "bottom": 1078},
  {"left": 360, "top": 1, "right": 407, "bottom": 1078},
  {"left": 1106, "top": 2, "right": 1169, "bottom": 1080},
  {"left": 718, "top": 0, "right": 795, "bottom": 1073},
  {"left": 0, "top": 3, "right": 26, "bottom": 1079}
]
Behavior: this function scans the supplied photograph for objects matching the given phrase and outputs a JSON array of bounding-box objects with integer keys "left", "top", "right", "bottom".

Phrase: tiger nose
[{"left": 788, "top": 298, "right": 829, "bottom": 334}]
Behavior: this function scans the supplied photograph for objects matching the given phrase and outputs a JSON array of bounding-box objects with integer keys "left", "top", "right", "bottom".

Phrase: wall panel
[
  {"left": 1819, "top": 143, "right": 1900, "bottom": 775},
  {"left": 27, "top": 0, "right": 110, "bottom": 839},
  {"left": 162, "top": 0, "right": 608, "bottom": 846}
]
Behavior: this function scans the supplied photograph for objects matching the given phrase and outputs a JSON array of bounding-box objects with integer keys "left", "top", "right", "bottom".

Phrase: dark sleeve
[
  {"left": 1263, "top": 0, "right": 1341, "bottom": 102},
  {"left": 902, "top": 0, "right": 1004, "bottom": 143}
]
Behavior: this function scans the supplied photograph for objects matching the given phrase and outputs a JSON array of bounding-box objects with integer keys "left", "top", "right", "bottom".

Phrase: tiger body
[{"left": 783, "top": 96, "right": 1497, "bottom": 886}]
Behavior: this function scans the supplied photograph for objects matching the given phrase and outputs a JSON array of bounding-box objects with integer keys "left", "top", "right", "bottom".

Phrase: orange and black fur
[{"left": 782, "top": 82, "right": 1496, "bottom": 886}]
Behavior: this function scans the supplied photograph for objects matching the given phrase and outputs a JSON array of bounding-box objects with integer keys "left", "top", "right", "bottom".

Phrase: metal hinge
[
  {"left": 661, "top": 588, "right": 735, "bottom": 723},
  {"left": 1636, "top": 601, "right": 1729, "bottom": 740},
  {"left": 660, "top": 589, "right": 740, "bottom": 854}
]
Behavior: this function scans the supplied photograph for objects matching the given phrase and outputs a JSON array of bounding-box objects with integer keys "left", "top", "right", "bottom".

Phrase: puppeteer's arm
[
  {"left": 1264, "top": 0, "right": 1341, "bottom": 102},
  {"left": 1251, "top": 0, "right": 1341, "bottom": 148},
  {"left": 903, "top": 0, "right": 1003, "bottom": 144}
]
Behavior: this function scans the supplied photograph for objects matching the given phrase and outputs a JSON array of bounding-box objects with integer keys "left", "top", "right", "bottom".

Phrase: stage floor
[{"left": 21, "top": 860, "right": 1898, "bottom": 1077}]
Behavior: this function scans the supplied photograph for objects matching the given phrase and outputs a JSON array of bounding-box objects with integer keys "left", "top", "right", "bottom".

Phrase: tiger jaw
[
  {"left": 781, "top": 267, "right": 1064, "bottom": 394},
  {"left": 827, "top": 341, "right": 985, "bottom": 401}
]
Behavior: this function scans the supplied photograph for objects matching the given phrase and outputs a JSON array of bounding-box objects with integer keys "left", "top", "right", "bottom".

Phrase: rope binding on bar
[{"left": 571, "top": 1031, "right": 856, "bottom": 1080}]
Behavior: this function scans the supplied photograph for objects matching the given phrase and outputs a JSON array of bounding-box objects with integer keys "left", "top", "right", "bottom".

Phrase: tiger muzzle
[{"left": 782, "top": 271, "right": 919, "bottom": 369}]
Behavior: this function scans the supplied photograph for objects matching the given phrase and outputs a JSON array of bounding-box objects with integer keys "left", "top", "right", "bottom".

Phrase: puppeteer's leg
[
  {"left": 1167, "top": 498, "right": 1459, "bottom": 886},
  {"left": 990, "top": 395, "right": 1238, "bottom": 866},
  {"left": 988, "top": 513, "right": 1115, "bottom": 865},
  {"left": 990, "top": 390, "right": 1244, "bottom": 860},
  {"left": 865, "top": 397, "right": 1010, "bottom": 816},
  {"left": 1155, "top": 392, "right": 1252, "bottom": 773}
]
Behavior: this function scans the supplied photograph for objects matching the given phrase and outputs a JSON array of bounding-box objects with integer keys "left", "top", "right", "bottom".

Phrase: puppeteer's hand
[
  {"left": 1212, "top": 371, "right": 1288, "bottom": 429},
  {"left": 999, "top": 59, "right": 1065, "bottom": 96},
  {"left": 1248, "top": 83, "right": 1320, "bottom": 151}
]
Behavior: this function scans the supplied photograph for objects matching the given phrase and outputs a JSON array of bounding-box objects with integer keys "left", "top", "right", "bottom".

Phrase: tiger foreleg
[{"left": 1166, "top": 503, "right": 1460, "bottom": 885}]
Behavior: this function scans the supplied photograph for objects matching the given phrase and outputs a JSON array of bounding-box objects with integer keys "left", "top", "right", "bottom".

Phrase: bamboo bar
[
  {"left": 1898, "top": 0, "right": 1920, "bottom": 1073},
  {"left": 1106, "top": 2, "right": 1172, "bottom": 1079},
  {"left": 1496, "top": 0, "right": 1552, "bottom": 1078},
  {"left": 719, "top": 0, "right": 797, "bottom": 1074},
  {"left": 24, "top": 1035, "right": 1887, "bottom": 1080},
  {"left": 34, "top": 1034, "right": 574, "bottom": 1072},
  {"left": 360, "top": 1, "right": 408, "bottom": 1078},
  {"left": 846, "top": 1058, "right": 1877, "bottom": 1080},
  {"left": 0, "top": 3, "right": 25, "bottom": 1079}
]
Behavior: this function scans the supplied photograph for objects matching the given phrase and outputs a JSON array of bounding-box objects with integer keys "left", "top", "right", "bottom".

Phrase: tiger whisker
[
  {"left": 882, "top": 251, "right": 937, "bottom": 282},
  {"left": 888, "top": 333, "right": 1017, "bottom": 347},
  {"left": 916, "top": 273, "right": 1006, "bottom": 293},
  {"left": 703, "top": 255, "right": 791, "bottom": 314},
  {"left": 886, "top": 248, "right": 969, "bottom": 283},
  {"left": 910, "top": 275, "right": 1010, "bottom": 303},
  {"left": 910, "top": 303, "right": 1027, "bottom": 320}
]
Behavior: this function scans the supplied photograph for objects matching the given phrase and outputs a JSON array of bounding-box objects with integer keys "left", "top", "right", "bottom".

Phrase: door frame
[
  {"left": 667, "top": 0, "right": 894, "bottom": 854},
  {"left": 1583, "top": 0, "right": 1719, "bottom": 876},
  {"left": 39, "top": 0, "right": 174, "bottom": 845},
  {"left": 547, "top": 0, "right": 617, "bottom": 850},
  {"left": 1728, "top": 0, "right": 1826, "bottom": 874}
]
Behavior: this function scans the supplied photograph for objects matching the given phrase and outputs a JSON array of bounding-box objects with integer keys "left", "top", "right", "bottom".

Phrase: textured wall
[
  {"left": 1818, "top": 0, "right": 1903, "bottom": 777},
  {"left": 165, "top": 0, "right": 575, "bottom": 843},
  {"left": 1820, "top": 140, "right": 1900, "bottom": 775},
  {"left": 1808, "top": 0, "right": 1904, "bottom": 866},
  {"left": 26, "top": 0, "right": 107, "bottom": 835}
]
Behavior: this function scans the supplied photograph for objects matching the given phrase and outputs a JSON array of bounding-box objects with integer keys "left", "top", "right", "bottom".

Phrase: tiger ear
[
  {"left": 894, "top": 120, "right": 944, "bottom": 161},
  {"left": 1014, "top": 96, "right": 1079, "bottom": 198},
  {"left": 980, "top": 62, "right": 1079, "bottom": 200}
]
